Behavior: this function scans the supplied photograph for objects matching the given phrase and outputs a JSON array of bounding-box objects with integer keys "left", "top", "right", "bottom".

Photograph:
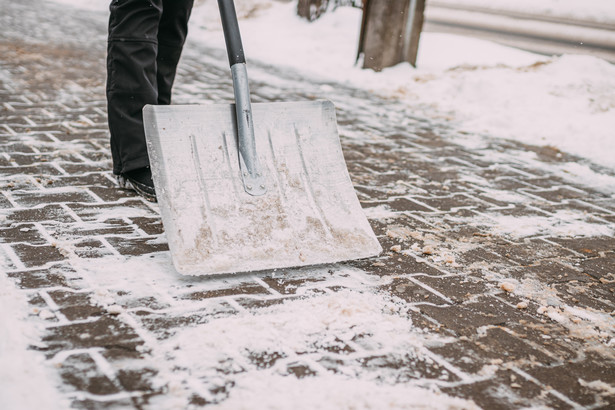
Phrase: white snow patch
[
  {"left": 477, "top": 210, "right": 614, "bottom": 239},
  {"left": 0, "top": 272, "right": 68, "bottom": 410},
  {"left": 149, "top": 289, "right": 474, "bottom": 408},
  {"left": 212, "top": 373, "right": 479, "bottom": 410},
  {"left": 432, "top": 0, "right": 615, "bottom": 25}
]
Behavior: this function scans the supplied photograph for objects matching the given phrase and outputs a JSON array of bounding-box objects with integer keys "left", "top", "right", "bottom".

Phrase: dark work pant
[{"left": 106, "top": 0, "right": 194, "bottom": 175}]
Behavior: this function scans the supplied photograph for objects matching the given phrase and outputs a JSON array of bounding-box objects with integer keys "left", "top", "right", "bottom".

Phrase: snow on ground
[
  {"left": 50, "top": 0, "right": 615, "bottom": 173},
  {"left": 187, "top": 0, "right": 615, "bottom": 173},
  {"left": 431, "top": 0, "right": 615, "bottom": 25},
  {"left": 0, "top": 263, "right": 69, "bottom": 410},
  {"left": 68, "top": 254, "right": 480, "bottom": 409}
]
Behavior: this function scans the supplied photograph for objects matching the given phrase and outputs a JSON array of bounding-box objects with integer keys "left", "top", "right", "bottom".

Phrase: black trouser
[{"left": 106, "top": 0, "right": 194, "bottom": 175}]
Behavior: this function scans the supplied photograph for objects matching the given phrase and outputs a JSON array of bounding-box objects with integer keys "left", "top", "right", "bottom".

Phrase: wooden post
[
  {"left": 358, "top": 0, "right": 425, "bottom": 71},
  {"left": 297, "top": 0, "right": 329, "bottom": 21}
]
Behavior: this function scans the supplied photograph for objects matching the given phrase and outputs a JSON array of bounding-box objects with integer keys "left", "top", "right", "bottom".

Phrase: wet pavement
[{"left": 1, "top": 0, "right": 614, "bottom": 409}]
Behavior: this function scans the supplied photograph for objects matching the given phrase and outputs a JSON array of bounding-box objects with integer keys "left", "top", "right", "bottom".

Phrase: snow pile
[
  {"left": 399, "top": 54, "right": 615, "bottom": 170},
  {"left": 187, "top": 1, "right": 615, "bottom": 171}
]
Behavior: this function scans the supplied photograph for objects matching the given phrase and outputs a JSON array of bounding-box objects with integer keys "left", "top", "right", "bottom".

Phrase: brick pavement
[{"left": 1, "top": 0, "right": 615, "bottom": 409}]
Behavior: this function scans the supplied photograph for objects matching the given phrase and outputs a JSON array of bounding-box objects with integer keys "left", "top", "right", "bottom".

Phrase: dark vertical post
[{"left": 358, "top": 0, "right": 426, "bottom": 71}]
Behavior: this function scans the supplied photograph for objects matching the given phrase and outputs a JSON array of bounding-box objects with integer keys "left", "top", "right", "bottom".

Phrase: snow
[
  {"left": 431, "top": 0, "right": 615, "bottom": 25},
  {"left": 49, "top": 0, "right": 615, "bottom": 173},
  {"left": 8, "top": 0, "right": 615, "bottom": 407},
  {"left": 68, "top": 255, "right": 479, "bottom": 409},
  {"left": 0, "top": 265, "right": 69, "bottom": 410}
]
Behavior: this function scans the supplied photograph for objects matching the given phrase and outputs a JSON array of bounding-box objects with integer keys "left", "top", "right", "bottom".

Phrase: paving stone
[
  {"left": 0, "top": 222, "right": 48, "bottom": 244},
  {"left": 379, "top": 276, "right": 451, "bottom": 305},
  {"left": 351, "top": 255, "right": 447, "bottom": 277},
  {"left": 507, "top": 260, "right": 589, "bottom": 283},
  {"left": 413, "top": 194, "right": 484, "bottom": 212},
  {"left": 577, "top": 254, "right": 615, "bottom": 281},
  {"left": 442, "top": 369, "right": 575, "bottom": 410},
  {"left": 128, "top": 217, "right": 164, "bottom": 236},
  {"left": 67, "top": 200, "right": 156, "bottom": 222},
  {"left": 179, "top": 281, "right": 270, "bottom": 300},
  {"left": 473, "top": 327, "right": 556, "bottom": 366},
  {"left": 9, "top": 189, "right": 98, "bottom": 207},
  {"left": 42, "top": 316, "right": 144, "bottom": 357},
  {"left": 525, "top": 354, "right": 615, "bottom": 407},
  {"left": 47, "top": 289, "right": 105, "bottom": 321},
  {"left": 116, "top": 367, "right": 160, "bottom": 393},
  {"left": 7, "top": 263, "right": 79, "bottom": 289},
  {"left": 548, "top": 236, "right": 615, "bottom": 255},
  {"left": 11, "top": 243, "right": 66, "bottom": 267},
  {"left": 418, "top": 295, "right": 538, "bottom": 337},
  {"left": 1, "top": 204, "right": 77, "bottom": 224},
  {"left": 417, "top": 274, "right": 491, "bottom": 304},
  {"left": 57, "top": 353, "right": 119, "bottom": 395}
]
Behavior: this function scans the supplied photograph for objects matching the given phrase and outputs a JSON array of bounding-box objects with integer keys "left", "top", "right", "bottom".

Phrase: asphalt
[{"left": 1, "top": 0, "right": 615, "bottom": 409}]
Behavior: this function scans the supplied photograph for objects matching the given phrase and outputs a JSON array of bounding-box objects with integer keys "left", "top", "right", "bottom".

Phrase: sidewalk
[{"left": 1, "top": 0, "right": 614, "bottom": 409}]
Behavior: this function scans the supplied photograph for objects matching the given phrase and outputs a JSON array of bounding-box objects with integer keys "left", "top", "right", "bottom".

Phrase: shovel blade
[{"left": 143, "top": 100, "right": 381, "bottom": 275}]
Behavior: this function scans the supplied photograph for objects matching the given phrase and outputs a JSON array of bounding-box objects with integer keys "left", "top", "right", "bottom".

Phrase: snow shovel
[{"left": 142, "top": 0, "right": 382, "bottom": 275}]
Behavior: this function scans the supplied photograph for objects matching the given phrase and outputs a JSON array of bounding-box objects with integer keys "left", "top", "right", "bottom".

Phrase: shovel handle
[{"left": 218, "top": 0, "right": 246, "bottom": 66}]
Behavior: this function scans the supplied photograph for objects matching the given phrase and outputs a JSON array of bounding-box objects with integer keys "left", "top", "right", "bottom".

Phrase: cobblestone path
[{"left": 1, "top": 0, "right": 614, "bottom": 409}]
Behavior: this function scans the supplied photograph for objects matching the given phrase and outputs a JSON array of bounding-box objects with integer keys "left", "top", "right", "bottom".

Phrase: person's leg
[
  {"left": 157, "top": 0, "right": 194, "bottom": 105},
  {"left": 106, "top": 0, "right": 163, "bottom": 176}
]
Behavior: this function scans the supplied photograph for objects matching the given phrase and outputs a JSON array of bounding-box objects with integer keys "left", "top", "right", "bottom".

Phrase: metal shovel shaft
[{"left": 218, "top": 0, "right": 266, "bottom": 196}]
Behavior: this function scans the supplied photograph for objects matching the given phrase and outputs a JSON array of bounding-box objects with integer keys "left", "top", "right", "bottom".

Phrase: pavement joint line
[
  {"left": 421, "top": 348, "right": 473, "bottom": 382},
  {"left": 121, "top": 216, "right": 149, "bottom": 237},
  {"left": 59, "top": 203, "right": 85, "bottom": 223},
  {"left": 572, "top": 199, "right": 615, "bottom": 216},
  {"left": 0, "top": 243, "right": 27, "bottom": 270},
  {"left": 43, "top": 315, "right": 108, "bottom": 329},
  {"left": 89, "top": 349, "right": 126, "bottom": 391},
  {"left": 78, "top": 114, "right": 96, "bottom": 126},
  {"left": 251, "top": 276, "right": 282, "bottom": 296},
  {"left": 40, "top": 108, "right": 55, "bottom": 118},
  {"left": 35, "top": 221, "right": 59, "bottom": 243},
  {"left": 22, "top": 115, "right": 36, "bottom": 126},
  {"left": 488, "top": 319, "right": 567, "bottom": 364},
  {"left": 68, "top": 390, "right": 148, "bottom": 404},
  {"left": 84, "top": 188, "right": 106, "bottom": 204},
  {"left": 50, "top": 161, "right": 70, "bottom": 176},
  {"left": 407, "top": 277, "right": 456, "bottom": 305},
  {"left": 2, "top": 124, "right": 17, "bottom": 135},
  {"left": 511, "top": 366, "right": 586, "bottom": 410},
  {"left": 19, "top": 95, "right": 33, "bottom": 105},
  {"left": 38, "top": 289, "right": 71, "bottom": 324},
  {"left": 49, "top": 347, "right": 104, "bottom": 364},
  {"left": 223, "top": 296, "right": 247, "bottom": 312},
  {"left": 43, "top": 131, "right": 61, "bottom": 142}
]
